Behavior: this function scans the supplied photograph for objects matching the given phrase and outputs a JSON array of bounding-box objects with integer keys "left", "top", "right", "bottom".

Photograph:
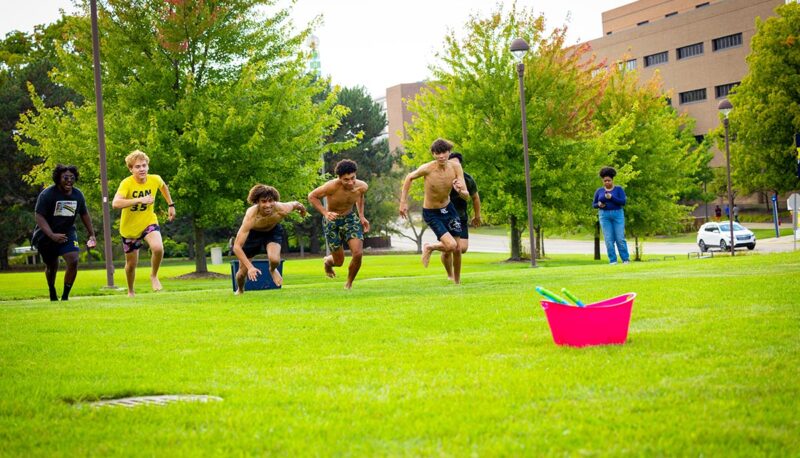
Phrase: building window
[
  {"left": 644, "top": 51, "right": 669, "bottom": 67},
  {"left": 696, "top": 2, "right": 710, "bottom": 8},
  {"left": 665, "top": 11, "right": 678, "bottom": 17},
  {"left": 637, "top": 20, "right": 649, "bottom": 26},
  {"left": 713, "top": 33, "right": 743, "bottom": 51},
  {"left": 715, "top": 82, "right": 740, "bottom": 98},
  {"left": 625, "top": 59, "right": 637, "bottom": 71},
  {"left": 679, "top": 88, "right": 707, "bottom": 104},
  {"left": 677, "top": 42, "right": 704, "bottom": 59}
]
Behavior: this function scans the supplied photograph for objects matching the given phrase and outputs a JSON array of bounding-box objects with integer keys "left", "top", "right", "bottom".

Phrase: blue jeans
[{"left": 599, "top": 209, "right": 630, "bottom": 263}]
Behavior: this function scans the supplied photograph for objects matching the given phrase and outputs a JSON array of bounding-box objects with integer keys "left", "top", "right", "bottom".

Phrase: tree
[
  {"left": 592, "top": 64, "right": 712, "bottom": 259},
  {"left": 324, "top": 86, "right": 402, "bottom": 236},
  {"left": 403, "top": 4, "right": 607, "bottom": 260},
  {"left": 17, "top": 0, "right": 346, "bottom": 273},
  {"left": 726, "top": 2, "right": 800, "bottom": 196},
  {"left": 0, "top": 24, "right": 82, "bottom": 270}
]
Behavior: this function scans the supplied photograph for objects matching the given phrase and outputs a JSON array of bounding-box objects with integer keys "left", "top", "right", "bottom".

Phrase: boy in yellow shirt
[{"left": 112, "top": 150, "right": 176, "bottom": 297}]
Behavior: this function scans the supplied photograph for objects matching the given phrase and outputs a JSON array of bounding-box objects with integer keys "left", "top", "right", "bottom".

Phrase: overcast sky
[{"left": 1, "top": 0, "right": 632, "bottom": 98}]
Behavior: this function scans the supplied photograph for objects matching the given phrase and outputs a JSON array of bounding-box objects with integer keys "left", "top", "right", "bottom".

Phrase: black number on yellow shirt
[{"left": 131, "top": 203, "right": 148, "bottom": 212}]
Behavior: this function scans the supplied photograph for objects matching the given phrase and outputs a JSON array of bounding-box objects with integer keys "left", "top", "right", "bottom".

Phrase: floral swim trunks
[{"left": 324, "top": 211, "right": 364, "bottom": 250}]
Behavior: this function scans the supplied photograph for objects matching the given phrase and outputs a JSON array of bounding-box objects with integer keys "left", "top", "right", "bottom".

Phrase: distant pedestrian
[
  {"left": 31, "top": 164, "right": 97, "bottom": 301},
  {"left": 733, "top": 204, "right": 740, "bottom": 223},
  {"left": 592, "top": 166, "right": 630, "bottom": 265},
  {"left": 714, "top": 205, "right": 722, "bottom": 222},
  {"left": 724, "top": 205, "right": 730, "bottom": 218}
]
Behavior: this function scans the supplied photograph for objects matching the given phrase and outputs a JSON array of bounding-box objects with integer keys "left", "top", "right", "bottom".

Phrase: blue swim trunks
[{"left": 422, "top": 202, "right": 462, "bottom": 240}]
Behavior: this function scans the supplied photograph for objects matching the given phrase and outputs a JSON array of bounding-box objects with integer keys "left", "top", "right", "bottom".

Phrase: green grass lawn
[{"left": 1, "top": 252, "right": 799, "bottom": 455}]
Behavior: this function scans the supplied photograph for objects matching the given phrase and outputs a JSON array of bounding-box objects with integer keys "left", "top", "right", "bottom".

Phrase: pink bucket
[{"left": 540, "top": 293, "right": 636, "bottom": 347}]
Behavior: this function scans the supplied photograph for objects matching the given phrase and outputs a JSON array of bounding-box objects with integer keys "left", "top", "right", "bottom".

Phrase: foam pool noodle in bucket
[
  {"left": 561, "top": 288, "right": 585, "bottom": 307},
  {"left": 535, "top": 286, "right": 568, "bottom": 304}
]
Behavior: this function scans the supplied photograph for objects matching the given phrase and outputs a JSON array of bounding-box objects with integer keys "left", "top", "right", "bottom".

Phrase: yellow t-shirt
[{"left": 116, "top": 174, "right": 165, "bottom": 238}]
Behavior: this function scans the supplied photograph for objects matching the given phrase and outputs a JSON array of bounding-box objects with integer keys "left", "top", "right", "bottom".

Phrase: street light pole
[
  {"left": 719, "top": 99, "right": 735, "bottom": 256},
  {"left": 90, "top": 0, "right": 116, "bottom": 287},
  {"left": 510, "top": 38, "right": 537, "bottom": 267}
]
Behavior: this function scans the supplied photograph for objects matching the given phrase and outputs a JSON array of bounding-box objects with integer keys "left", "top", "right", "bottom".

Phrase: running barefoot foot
[
  {"left": 150, "top": 275, "right": 163, "bottom": 291},
  {"left": 421, "top": 243, "right": 433, "bottom": 268},
  {"left": 271, "top": 268, "right": 283, "bottom": 287},
  {"left": 127, "top": 291, "right": 135, "bottom": 298},
  {"left": 234, "top": 289, "right": 244, "bottom": 296},
  {"left": 324, "top": 261, "right": 336, "bottom": 278},
  {"left": 344, "top": 282, "right": 353, "bottom": 290}
]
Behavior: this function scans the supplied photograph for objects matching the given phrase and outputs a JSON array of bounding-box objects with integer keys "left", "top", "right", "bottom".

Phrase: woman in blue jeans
[{"left": 592, "top": 167, "right": 630, "bottom": 264}]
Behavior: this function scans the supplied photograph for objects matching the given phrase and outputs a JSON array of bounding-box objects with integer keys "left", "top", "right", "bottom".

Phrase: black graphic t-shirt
[
  {"left": 449, "top": 172, "right": 478, "bottom": 220},
  {"left": 33, "top": 185, "right": 87, "bottom": 239}
]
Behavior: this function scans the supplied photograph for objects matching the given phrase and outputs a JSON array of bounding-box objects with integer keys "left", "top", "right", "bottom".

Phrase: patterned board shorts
[
  {"left": 122, "top": 224, "right": 160, "bottom": 254},
  {"left": 324, "top": 211, "right": 364, "bottom": 251}
]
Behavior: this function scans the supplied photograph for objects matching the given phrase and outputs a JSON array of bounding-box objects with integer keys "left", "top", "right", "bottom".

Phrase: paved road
[{"left": 389, "top": 222, "right": 798, "bottom": 255}]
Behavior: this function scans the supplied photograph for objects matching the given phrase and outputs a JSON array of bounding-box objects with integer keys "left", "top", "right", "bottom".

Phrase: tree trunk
[
  {"left": 0, "top": 242, "right": 9, "bottom": 271},
  {"left": 594, "top": 219, "right": 601, "bottom": 260},
  {"left": 310, "top": 216, "right": 321, "bottom": 254},
  {"left": 634, "top": 235, "right": 641, "bottom": 262},
  {"left": 193, "top": 220, "right": 208, "bottom": 273},
  {"left": 509, "top": 215, "right": 521, "bottom": 261},
  {"left": 536, "top": 226, "right": 544, "bottom": 259}
]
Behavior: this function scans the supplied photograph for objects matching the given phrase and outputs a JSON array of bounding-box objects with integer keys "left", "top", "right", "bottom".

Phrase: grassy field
[
  {"left": 1, "top": 252, "right": 799, "bottom": 456},
  {"left": 470, "top": 225, "right": 794, "bottom": 243}
]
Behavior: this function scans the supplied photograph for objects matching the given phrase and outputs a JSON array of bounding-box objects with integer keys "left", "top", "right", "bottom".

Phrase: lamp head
[
  {"left": 510, "top": 38, "right": 530, "bottom": 62},
  {"left": 718, "top": 99, "right": 733, "bottom": 118}
]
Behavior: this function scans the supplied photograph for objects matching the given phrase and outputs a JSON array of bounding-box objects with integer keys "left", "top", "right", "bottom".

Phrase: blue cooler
[{"left": 230, "top": 259, "right": 283, "bottom": 291}]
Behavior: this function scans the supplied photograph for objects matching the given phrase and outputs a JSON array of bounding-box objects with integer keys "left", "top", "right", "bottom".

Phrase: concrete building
[
  {"left": 586, "top": 0, "right": 784, "bottom": 166},
  {"left": 385, "top": 82, "right": 429, "bottom": 153}
]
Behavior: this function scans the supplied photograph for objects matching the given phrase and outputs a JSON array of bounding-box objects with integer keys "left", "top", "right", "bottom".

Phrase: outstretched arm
[
  {"left": 80, "top": 212, "right": 97, "bottom": 248},
  {"left": 357, "top": 185, "right": 370, "bottom": 233},
  {"left": 452, "top": 163, "right": 469, "bottom": 201},
  {"left": 471, "top": 192, "right": 482, "bottom": 227},
  {"left": 308, "top": 183, "right": 336, "bottom": 221},
  {"left": 160, "top": 183, "right": 176, "bottom": 222},
  {"left": 399, "top": 165, "right": 426, "bottom": 219}
]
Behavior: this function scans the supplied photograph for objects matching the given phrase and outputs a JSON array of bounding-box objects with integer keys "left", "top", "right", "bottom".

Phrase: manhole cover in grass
[{"left": 87, "top": 394, "right": 222, "bottom": 408}]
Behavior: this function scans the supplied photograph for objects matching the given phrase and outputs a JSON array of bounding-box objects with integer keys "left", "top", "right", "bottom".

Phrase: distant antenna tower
[{"left": 306, "top": 34, "right": 321, "bottom": 75}]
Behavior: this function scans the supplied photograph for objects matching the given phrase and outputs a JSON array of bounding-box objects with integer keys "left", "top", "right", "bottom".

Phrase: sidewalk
[{"left": 389, "top": 222, "right": 799, "bottom": 255}]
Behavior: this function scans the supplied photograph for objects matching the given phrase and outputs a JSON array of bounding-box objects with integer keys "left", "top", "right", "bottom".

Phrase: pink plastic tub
[{"left": 540, "top": 293, "right": 636, "bottom": 347}]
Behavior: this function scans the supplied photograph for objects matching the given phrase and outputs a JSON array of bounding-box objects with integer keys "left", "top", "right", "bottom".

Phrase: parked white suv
[{"left": 697, "top": 221, "right": 756, "bottom": 252}]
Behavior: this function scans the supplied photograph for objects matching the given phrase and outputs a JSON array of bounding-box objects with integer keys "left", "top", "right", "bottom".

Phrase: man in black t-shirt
[
  {"left": 32, "top": 165, "right": 96, "bottom": 301},
  {"left": 441, "top": 152, "right": 482, "bottom": 280}
]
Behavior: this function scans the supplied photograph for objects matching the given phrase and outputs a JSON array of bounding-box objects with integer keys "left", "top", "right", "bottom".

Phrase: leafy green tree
[
  {"left": 403, "top": 4, "right": 607, "bottom": 260},
  {"left": 17, "top": 0, "right": 345, "bottom": 273},
  {"left": 0, "top": 24, "right": 82, "bottom": 270},
  {"left": 593, "top": 65, "right": 712, "bottom": 259},
  {"left": 725, "top": 2, "right": 800, "bottom": 196},
  {"left": 324, "top": 86, "right": 402, "bottom": 236}
]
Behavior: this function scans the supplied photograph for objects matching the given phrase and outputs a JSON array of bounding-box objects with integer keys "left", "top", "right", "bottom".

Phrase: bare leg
[
  {"left": 323, "top": 255, "right": 336, "bottom": 278},
  {"left": 44, "top": 257, "right": 59, "bottom": 301},
  {"left": 422, "top": 234, "right": 457, "bottom": 268},
  {"left": 267, "top": 242, "right": 283, "bottom": 287},
  {"left": 144, "top": 231, "right": 164, "bottom": 291},
  {"left": 61, "top": 251, "right": 79, "bottom": 300},
  {"left": 235, "top": 262, "right": 249, "bottom": 295},
  {"left": 452, "top": 237, "right": 462, "bottom": 284},
  {"left": 124, "top": 250, "right": 139, "bottom": 297},
  {"left": 344, "top": 239, "right": 363, "bottom": 290},
  {"left": 440, "top": 251, "right": 454, "bottom": 280}
]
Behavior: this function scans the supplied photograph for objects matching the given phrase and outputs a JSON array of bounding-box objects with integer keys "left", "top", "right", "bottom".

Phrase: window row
[
  {"left": 635, "top": 33, "right": 743, "bottom": 68},
  {"left": 677, "top": 82, "right": 740, "bottom": 105},
  {"left": 607, "top": 2, "right": 713, "bottom": 35}
]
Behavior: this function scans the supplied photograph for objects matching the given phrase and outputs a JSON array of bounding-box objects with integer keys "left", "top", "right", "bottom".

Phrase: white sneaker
[
  {"left": 622, "top": 260, "right": 630, "bottom": 264},
  {"left": 609, "top": 262, "right": 618, "bottom": 265}
]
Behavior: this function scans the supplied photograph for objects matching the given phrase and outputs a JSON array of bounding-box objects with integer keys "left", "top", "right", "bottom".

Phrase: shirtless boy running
[
  {"left": 399, "top": 139, "right": 469, "bottom": 283},
  {"left": 232, "top": 184, "right": 306, "bottom": 294},
  {"left": 308, "top": 159, "right": 369, "bottom": 290}
]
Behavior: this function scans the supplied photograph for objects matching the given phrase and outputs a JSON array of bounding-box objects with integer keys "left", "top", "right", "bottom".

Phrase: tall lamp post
[
  {"left": 90, "top": 0, "right": 116, "bottom": 286},
  {"left": 510, "top": 37, "right": 537, "bottom": 267},
  {"left": 718, "top": 98, "right": 735, "bottom": 256}
]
